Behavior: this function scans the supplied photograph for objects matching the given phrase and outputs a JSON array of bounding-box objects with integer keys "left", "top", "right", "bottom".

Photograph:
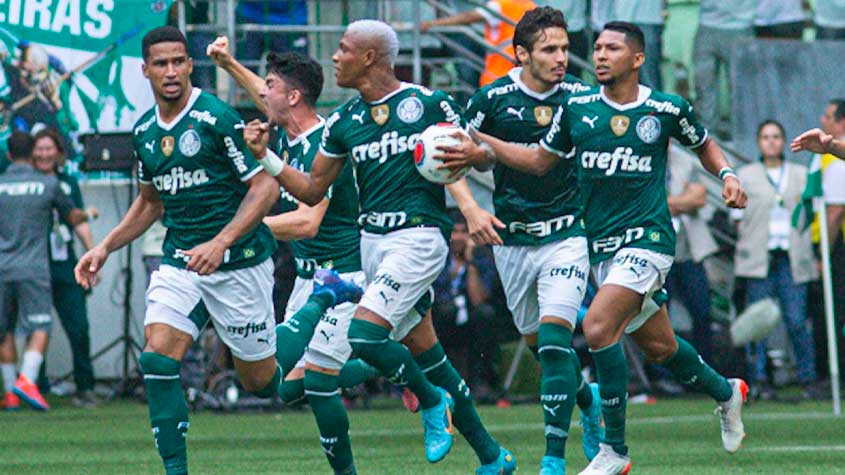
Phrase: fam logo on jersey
[
  {"left": 636, "top": 116, "right": 661, "bottom": 144},
  {"left": 610, "top": 115, "right": 630, "bottom": 136},
  {"left": 397, "top": 96, "right": 424, "bottom": 124},
  {"left": 371, "top": 105, "right": 390, "bottom": 125},
  {"left": 179, "top": 129, "right": 202, "bottom": 157},
  {"left": 161, "top": 136, "right": 175, "bottom": 157},
  {"left": 534, "top": 106, "right": 553, "bottom": 126}
]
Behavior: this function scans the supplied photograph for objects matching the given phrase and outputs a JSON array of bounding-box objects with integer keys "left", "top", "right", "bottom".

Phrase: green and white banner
[{"left": 0, "top": 0, "right": 173, "bottom": 180}]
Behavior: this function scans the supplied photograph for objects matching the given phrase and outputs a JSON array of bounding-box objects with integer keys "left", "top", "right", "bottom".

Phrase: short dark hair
[
  {"left": 142, "top": 26, "right": 188, "bottom": 61},
  {"left": 603, "top": 21, "right": 645, "bottom": 52},
  {"left": 757, "top": 119, "right": 786, "bottom": 138},
  {"left": 449, "top": 209, "right": 467, "bottom": 228},
  {"left": 830, "top": 99, "right": 845, "bottom": 122},
  {"left": 7, "top": 130, "right": 34, "bottom": 161},
  {"left": 266, "top": 52, "right": 324, "bottom": 107},
  {"left": 513, "top": 7, "right": 568, "bottom": 54}
]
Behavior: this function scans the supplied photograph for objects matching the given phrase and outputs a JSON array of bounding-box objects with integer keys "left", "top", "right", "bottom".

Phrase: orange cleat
[
  {"left": 13, "top": 375, "right": 50, "bottom": 411},
  {"left": 2, "top": 392, "right": 20, "bottom": 411},
  {"left": 402, "top": 387, "right": 420, "bottom": 413}
]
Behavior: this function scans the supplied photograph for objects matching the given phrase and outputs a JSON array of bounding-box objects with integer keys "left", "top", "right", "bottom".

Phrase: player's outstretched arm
[
  {"left": 791, "top": 127, "right": 845, "bottom": 159},
  {"left": 693, "top": 138, "right": 747, "bottom": 209},
  {"left": 206, "top": 36, "right": 267, "bottom": 115},
  {"left": 446, "top": 179, "right": 505, "bottom": 245},
  {"left": 184, "top": 172, "right": 278, "bottom": 275},
  {"left": 263, "top": 198, "right": 329, "bottom": 241},
  {"left": 75, "top": 184, "right": 162, "bottom": 289}
]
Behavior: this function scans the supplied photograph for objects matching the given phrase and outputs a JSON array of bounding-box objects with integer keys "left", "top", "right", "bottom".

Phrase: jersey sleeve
[
  {"left": 465, "top": 89, "right": 491, "bottom": 133},
  {"left": 672, "top": 99, "right": 709, "bottom": 149},
  {"left": 540, "top": 104, "right": 573, "bottom": 157},
  {"left": 319, "top": 110, "right": 348, "bottom": 158},
  {"left": 219, "top": 108, "right": 263, "bottom": 182}
]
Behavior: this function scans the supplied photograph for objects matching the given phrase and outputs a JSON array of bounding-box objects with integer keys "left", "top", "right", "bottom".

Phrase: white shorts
[
  {"left": 145, "top": 258, "right": 276, "bottom": 362},
  {"left": 493, "top": 237, "right": 589, "bottom": 335},
  {"left": 359, "top": 227, "right": 448, "bottom": 341},
  {"left": 285, "top": 271, "right": 367, "bottom": 370},
  {"left": 591, "top": 247, "right": 673, "bottom": 334}
]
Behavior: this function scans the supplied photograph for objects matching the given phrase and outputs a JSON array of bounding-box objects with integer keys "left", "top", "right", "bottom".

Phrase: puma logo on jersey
[
  {"left": 352, "top": 112, "right": 365, "bottom": 124},
  {"left": 506, "top": 106, "right": 525, "bottom": 120},
  {"left": 379, "top": 291, "right": 394, "bottom": 306},
  {"left": 582, "top": 115, "right": 598, "bottom": 129},
  {"left": 581, "top": 147, "right": 653, "bottom": 176},
  {"left": 144, "top": 141, "right": 155, "bottom": 153},
  {"left": 151, "top": 167, "right": 210, "bottom": 195}
]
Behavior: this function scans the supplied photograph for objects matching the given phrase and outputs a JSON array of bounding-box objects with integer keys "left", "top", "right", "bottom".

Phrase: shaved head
[{"left": 345, "top": 19, "right": 399, "bottom": 67}]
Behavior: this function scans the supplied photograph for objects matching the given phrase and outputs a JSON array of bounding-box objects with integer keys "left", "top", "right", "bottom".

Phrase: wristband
[
  {"left": 718, "top": 166, "right": 737, "bottom": 181},
  {"left": 258, "top": 149, "right": 285, "bottom": 177}
]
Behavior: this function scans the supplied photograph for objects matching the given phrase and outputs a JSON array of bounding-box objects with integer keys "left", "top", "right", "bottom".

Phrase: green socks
[
  {"left": 662, "top": 336, "right": 733, "bottom": 402},
  {"left": 347, "top": 319, "right": 442, "bottom": 409},
  {"left": 305, "top": 370, "right": 355, "bottom": 475},
  {"left": 538, "top": 323, "right": 579, "bottom": 460},
  {"left": 139, "top": 352, "right": 189, "bottom": 475},
  {"left": 414, "top": 343, "right": 500, "bottom": 465},
  {"left": 279, "top": 377, "right": 307, "bottom": 406},
  {"left": 574, "top": 357, "right": 594, "bottom": 410},
  {"left": 591, "top": 342, "right": 629, "bottom": 456},
  {"left": 276, "top": 293, "right": 333, "bottom": 376},
  {"left": 338, "top": 359, "right": 378, "bottom": 388}
]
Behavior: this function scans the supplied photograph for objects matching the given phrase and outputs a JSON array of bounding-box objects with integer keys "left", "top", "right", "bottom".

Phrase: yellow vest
[{"left": 811, "top": 153, "right": 845, "bottom": 243}]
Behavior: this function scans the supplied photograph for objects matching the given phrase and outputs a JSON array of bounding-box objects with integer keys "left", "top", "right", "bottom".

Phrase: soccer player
[
  {"left": 459, "top": 7, "right": 602, "bottom": 474},
  {"left": 74, "top": 27, "right": 299, "bottom": 475},
  {"left": 247, "top": 19, "right": 516, "bottom": 473},
  {"left": 437, "top": 22, "right": 749, "bottom": 475},
  {"left": 207, "top": 41, "right": 374, "bottom": 475}
]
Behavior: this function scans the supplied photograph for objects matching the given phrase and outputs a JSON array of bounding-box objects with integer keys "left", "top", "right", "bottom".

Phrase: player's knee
[
  {"left": 347, "top": 319, "right": 388, "bottom": 359},
  {"left": 582, "top": 318, "right": 615, "bottom": 349},
  {"left": 139, "top": 351, "right": 181, "bottom": 377},
  {"left": 304, "top": 369, "right": 339, "bottom": 398},
  {"left": 642, "top": 338, "right": 678, "bottom": 364},
  {"left": 279, "top": 378, "right": 306, "bottom": 406}
]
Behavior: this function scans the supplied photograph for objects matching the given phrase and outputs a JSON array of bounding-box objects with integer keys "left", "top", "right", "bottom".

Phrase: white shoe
[
  {"left": 578, "top": 443, "right": 631, "bottom": 475},
  {"left": 715, "top": 378, "right": 748, "bottom": 453}
]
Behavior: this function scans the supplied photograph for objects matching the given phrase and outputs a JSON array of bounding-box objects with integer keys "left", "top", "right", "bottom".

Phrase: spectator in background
[
  {"left": 421, "top": 0, "right": 536, "bottom": 86},
  {"left": 32, "top": 129, "right": 99, "bottom": 408},
  {"left": 665, "top": 150, "right": 719, "bottom": 364},
  {"left": 815, "top": 0, "right": 845, "bottom": 40},
  {"left": 237, "top": 1, "right": 308, "bottom": 71},
  {"left": 0, "top": 131, "right": 92, "bottom": 411},
  {"left": 693, "top": 0, "right": 755, "bottom": 138},
  {"left": 535, "top": 0, "right": 589, "bottom": 78},
  {"left": 613, "top": 0, "right": 665, "bottom": 89},
  {"left": 754, "top": 0, "right": 806, "bottom": 39},
  {"left": 733, "top": 120, "right": 820, "bottom": 400},
  {"left": 432, "top": 212, "right": 502, "bottom": 400}
]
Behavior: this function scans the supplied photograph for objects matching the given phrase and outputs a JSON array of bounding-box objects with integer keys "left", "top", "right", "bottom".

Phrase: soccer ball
[{"left": 413, "top": 123, "right": 471, "bottom": 185}]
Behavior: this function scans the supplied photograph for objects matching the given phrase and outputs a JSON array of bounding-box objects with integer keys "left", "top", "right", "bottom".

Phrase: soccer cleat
[
  {"left": 716, "top": 378, "right": 748, "bottom": 453},
  {"left": 2, "top": 392, "right": 20, "bottom": 411},
  {"left": 580, "top": 382, "right": 605, "bottom": 461},
  {"left": 422, "top": 387, "right": 455, "bottom": 463},
  {"left": 577, "top": 444, "right": 631, "bottom": 475},
  {"left": 539, "top": 455, "right": 566, "bottom": 475},
  {"left": 476, "top": 447, "right": 518, "bottom": 475},
  {"left": 402, "top": 387, "right": 420, "bottom": 413},
  {"left": 313, "top": 269, "right": 363, "bottom": 308},
  {"left": 13, "top": 375, "right": 50, "bottom": 411}
]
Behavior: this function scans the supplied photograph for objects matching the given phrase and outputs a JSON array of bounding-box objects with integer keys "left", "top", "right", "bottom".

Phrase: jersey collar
[
  {"left": 287, "top": 116, "right": 326, "bottom": 147},
  {"left": 599, "top": 84, "right": 652, "bottom": 111},
  {"left": 155, "top": 87, "right": 202, "bottom": 131},
  {"left": 508, "top": 67, "right": 560, "bottom": 101},
  {"left": 365, "top": 82, "right": 413, "bottom": 105}
]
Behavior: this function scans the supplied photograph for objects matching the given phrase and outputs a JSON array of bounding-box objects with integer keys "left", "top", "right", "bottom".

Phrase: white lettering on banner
[{"left": 0, "top": 0, "right": 114, "bottom": 39}]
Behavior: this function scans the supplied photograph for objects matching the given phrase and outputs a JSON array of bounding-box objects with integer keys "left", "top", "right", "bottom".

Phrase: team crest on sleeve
[
  {"left": 636, "top": 115, "right": 661, "bottom": 144},
  {"left": 534, "top": 106, "right": 553, "bottom": 126},
  {"left": 397, "top": 97, "right": 424, "bottom": 124},
  {"left": 178, "top": 129, "right": 202, "bottom": 157},
  {"left": 371, "top": 105, "right": 390, "bottom": 125},
  {"left": 610, "top": 115, "right": 630, "bottom": 137},
  {"left": 161, "top": 136, "right": 175, "bottom": 157}
]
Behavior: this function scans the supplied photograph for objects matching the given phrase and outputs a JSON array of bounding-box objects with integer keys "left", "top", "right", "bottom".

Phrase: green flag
[{"left": 792, "top": 154, "right": 823, "bottom": 230}]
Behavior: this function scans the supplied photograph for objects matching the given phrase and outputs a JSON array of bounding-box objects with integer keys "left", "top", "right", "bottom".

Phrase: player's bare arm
[
  {"left": 263, "top": 198, "right": 329, "bottom": 241},
  {"left": 791, "top": 127, "right": 845, "bottom": 159},
  {"left": 206, "top": 36, "right": 268, "bottom": 115},
  {"left": 243, "top": 119, "right": 344, "bottom": 206},
  {"left": 693, "top": 138, "right": 747, "bottom": 209},
  {"left": 183, "top": 171, "right": 277, "bottom": 275},
  {"left": 75, "top": 184, "right": 163, "bottom": 289},
  {"left": 446, "top": 179, "right": 505, "bottom": 245}
]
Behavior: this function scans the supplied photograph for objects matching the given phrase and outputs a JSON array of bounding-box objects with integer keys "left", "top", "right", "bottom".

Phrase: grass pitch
[{"left": 2, "top": 396, "right": 844, "bottom": 474}]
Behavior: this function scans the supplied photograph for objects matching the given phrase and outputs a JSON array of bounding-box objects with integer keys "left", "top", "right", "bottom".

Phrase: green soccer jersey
[
  {"left": 466, "top": 69, "right": 590, "bottom": 246},
  {"left": 48, "top": 173, "right": 84, "bottom": 283},
  {"left": 133, "top": 87, "right": 277, "bottom": 271},
  {"left": 320, "top": 83, "right": 465, "bottom": 240},
  {"left": 276, "top": 118, "right": 361, "bottom": 278},
  {"left": 541, "top": 86, "right": 708, "bottom": 264}
]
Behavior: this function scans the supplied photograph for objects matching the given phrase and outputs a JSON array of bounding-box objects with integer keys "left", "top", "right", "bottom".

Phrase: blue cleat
[
  {"left": 476, "top": 447, "right": 518, "bottom": 474},
  {"left": 580, "top": 382, "right": 605, "bottom": 461},
  {"left": 422, "top": 387, "right": 455, "bottom": 463},
  {"left": 313, "top": 269, "right": 363, "bottom": 307},
  {"left": 539, "top": 455, "right": 566, "bottom": 475}
]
